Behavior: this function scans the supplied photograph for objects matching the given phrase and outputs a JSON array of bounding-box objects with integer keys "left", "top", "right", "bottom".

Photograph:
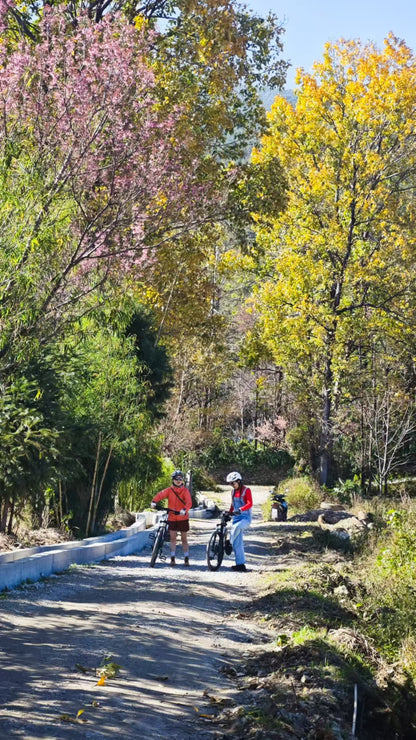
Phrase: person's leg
[
  {"left": 231, "top": 518, "right": 250, "bottom": 565},
  {"left": 169, "top": 529, "right": 177, "bottom": 565},
  {"left": 180, "top": 531, "right": 190, "bottom": 564},
  {"left": 180, "top": 531, "right": 189, "bottom": 552}
]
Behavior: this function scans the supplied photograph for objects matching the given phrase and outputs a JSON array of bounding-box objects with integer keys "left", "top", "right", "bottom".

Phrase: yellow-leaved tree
[{"left": 252, "top": 36, "right": 416, "bottom": 486}]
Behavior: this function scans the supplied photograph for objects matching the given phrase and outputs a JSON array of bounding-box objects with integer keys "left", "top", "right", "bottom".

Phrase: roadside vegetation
[
  {"left": 221, "top": 477, "right": 416, "bottom": 738},
  {"left": 279, "top": 477, "right": 416, "bottom": 683}
]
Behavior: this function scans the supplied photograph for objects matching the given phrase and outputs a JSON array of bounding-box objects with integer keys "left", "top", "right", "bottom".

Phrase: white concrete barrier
[
  {"left": 0, "top": 514, "right": 151, "bottom": 592},
  {"left": 0, "top": 514, "right": 147, "bottom": 566},
  {"left": 189, "top": 507, "right": 215, "bottom": 519}
]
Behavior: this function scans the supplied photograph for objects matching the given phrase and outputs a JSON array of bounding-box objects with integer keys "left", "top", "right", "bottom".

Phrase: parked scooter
[{"left": 271, "top": 491, "right": 288, "bottom": 521}]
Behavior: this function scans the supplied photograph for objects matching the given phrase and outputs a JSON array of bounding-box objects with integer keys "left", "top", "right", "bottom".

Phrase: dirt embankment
[
  {"left": 0, "top": 487, "right": 413, "bottom": 739},
  {"left": 0, "top": 527, "right": 74, "bottom": 552}
]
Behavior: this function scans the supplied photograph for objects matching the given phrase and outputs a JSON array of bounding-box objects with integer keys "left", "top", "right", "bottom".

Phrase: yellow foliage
[
  {"left": 251, "top": 35, "right": 416, "bottom": 395},
  {"left": 216, "top": 249, "right": 256, "bottom": 273},
  {"left": 133, "top": 15, "right": 148, "bottom": 32}
]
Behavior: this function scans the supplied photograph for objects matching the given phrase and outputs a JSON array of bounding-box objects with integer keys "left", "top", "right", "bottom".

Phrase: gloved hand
[
  {"left": 179, "top": 508, "right": 186, "bottom": 516},
  {"left": 151, "top": 502, "right": 157, "bottom": 509}
]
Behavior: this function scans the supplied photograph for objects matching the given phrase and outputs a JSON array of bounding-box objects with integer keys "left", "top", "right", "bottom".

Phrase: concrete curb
[
  {"left": 189, "top": 507, "right": 215, "bottom": 519},
  {"left": 0, "top": 514, "right": 152, "bottom": 592}
]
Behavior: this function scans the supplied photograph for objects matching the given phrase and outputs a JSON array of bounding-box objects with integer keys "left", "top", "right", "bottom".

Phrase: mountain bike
[
  {"left": 149, "top": 507, "right": 180, "bottom": 567},
  {"left": 271, "top": 492, "right": 288, "bottom": 521},
  {"left": 206, "top": 511, "right": 232, "bottom": 571}
]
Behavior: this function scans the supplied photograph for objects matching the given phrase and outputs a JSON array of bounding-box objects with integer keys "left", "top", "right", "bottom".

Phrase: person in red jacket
[
  {"left": 151, "top": 470, "right": 192, "bottom": 566},
  {"left": 226, "top": 471, "right": 253, "bottom": 572}
]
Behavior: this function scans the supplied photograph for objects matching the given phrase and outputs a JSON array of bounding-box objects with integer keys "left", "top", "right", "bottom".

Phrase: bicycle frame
[
  {"left": 206, "top": 511, "right": 231, "bottom": 571},
  {"left": 149, "top": 507, "right": 180, "bottom": 567}
]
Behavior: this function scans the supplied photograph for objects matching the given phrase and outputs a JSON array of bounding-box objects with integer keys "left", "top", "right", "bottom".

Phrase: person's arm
[
  {"left": 240, "top": 487, "right": 253, "bottom": 511},
  {"left": 152, "top": 489, "right": 167, "bottom": 505},
  {"left": 184, "top": 488, "right": 192, "bottom": 511},
  {"left": 178, "top": 488, "right": 192, "bottom": 515}
]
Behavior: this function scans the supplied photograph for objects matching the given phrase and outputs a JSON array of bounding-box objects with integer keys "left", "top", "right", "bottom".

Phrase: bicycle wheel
[
  {"left": 207, "top": 530, "right": 224, "bottom": 571},
  {"left": 150, "top": 526, "right": 165, "bottom": 567}
]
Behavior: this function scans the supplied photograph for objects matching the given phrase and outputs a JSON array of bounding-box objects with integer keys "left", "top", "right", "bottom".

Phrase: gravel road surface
[{"left": 0, "top": 486, "right": 276, "bottom": 739}]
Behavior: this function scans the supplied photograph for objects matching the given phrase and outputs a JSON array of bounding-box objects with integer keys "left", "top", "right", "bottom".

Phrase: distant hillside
[{"left": 259, "top": 88, "right": 296, "bottom": 111}]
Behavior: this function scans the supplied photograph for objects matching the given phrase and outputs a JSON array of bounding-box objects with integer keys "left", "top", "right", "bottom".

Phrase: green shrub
[
  {"left": 117, "top": 456, "right": 174, "bottom": 512},
  {"left": 279, "top": 476, "right": 322, "bottom": 513},
  {"left": 198, "top": 436, "right": 294, "bottom": 473},
  {"left": 329, "top": 475, "right": 362, "bottom": 507},
  {"left": 354, "top": 504, "right": 416, "bottom": 671},
  {"left": 376, "top": 509, "right": 416, "bottom": 574},
  {"left": 190, "top": 468, "right": 221, "bottom": 494}
]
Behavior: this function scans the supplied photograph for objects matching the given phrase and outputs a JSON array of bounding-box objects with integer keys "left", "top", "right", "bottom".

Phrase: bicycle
[
  {"left": 149, "top": 507, "right": 180, "bottom": 567},
  {"left": 206, "top": 511, "right": 233, "bottom": 571}
]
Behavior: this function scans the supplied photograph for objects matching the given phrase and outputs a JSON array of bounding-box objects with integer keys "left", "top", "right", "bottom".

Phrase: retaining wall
[{"left": 0, "top": 514, "right": 151, "bottom": 592}]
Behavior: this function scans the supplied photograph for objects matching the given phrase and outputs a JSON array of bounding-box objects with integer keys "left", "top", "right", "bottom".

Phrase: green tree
[
  {"left": 0, "top": 374, "right": 59, "bottom": 533},
  {"left": 251, "top": 36, "right": 416, "bottom": 485},
  {"left": 55, "top": 306, "right": 172, "bottom": 535}
]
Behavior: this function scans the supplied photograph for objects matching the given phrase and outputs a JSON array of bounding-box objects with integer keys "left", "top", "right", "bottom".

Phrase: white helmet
[{"left": 226, "top": 471, "right": 242, "bottom": 483}]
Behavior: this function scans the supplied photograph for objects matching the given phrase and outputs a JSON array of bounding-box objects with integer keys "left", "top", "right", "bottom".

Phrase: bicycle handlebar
[{"left": 154, "top": 506, "right": 182, "bottom": 515}]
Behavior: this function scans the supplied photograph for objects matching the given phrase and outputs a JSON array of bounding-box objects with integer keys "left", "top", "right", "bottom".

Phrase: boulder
[{"left": 320, "top": 501, "right": 345, "bottom": 511}]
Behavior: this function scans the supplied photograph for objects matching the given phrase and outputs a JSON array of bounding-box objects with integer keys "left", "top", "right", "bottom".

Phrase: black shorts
[{"left": 168, "top": 519, "right": 190, "bottom": 532}]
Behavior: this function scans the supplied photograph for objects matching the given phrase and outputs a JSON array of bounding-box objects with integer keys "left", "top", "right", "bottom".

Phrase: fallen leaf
[
  {"left": 96, "top": 676, "right": 106, "bottom": 686},
  {"left": 59, "top": 714, "right": 76, "bottom": 723}
]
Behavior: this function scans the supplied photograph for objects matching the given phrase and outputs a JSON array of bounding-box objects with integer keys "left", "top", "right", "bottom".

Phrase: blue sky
[{"left": 247, "top": 0, "right": 416, "bottom": 88}]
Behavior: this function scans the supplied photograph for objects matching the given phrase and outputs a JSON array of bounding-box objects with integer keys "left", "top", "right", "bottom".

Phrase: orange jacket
[{"left": 152, "top": 485, "right": 192, "bottom": 522}]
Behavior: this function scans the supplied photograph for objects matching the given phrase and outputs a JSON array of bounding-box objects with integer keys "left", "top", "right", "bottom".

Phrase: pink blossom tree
[{"left": 0, "top": 7, "right": 204, "bottom": 363}]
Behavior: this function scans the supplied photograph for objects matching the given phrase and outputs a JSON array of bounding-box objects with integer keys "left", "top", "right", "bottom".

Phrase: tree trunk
[
  {"left": 0, "top": 499, "right": 10, "bottom": 533},
  {"left": 7, "top": 493, "right": 16, "bottom": 535},
  {"left": 91, "top": 444, "right": 114, "bottom": 534},
  {"left": 174, "top": 366, "right": 187, "bottom": 419},
  {"left": 86, "top": 432, "right": 102, "bottom": 537},
  {"left": 58, "top": 479, "right": 63, "bottom": 528},
  {"left": 319, "top": 349, "right": 335, "bottom": 486}
]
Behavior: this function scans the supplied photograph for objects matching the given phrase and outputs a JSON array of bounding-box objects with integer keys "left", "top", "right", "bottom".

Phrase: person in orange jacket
[{"left": 151, "top": 470, "right": 192, "bottom": 566}]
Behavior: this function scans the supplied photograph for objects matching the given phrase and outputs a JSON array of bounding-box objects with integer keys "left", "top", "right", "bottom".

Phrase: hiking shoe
[
  {"left": 231, "top": 564, "right": 247, "bottom": 572},
  {"left": 170, "top": 556, "right": 176, "bottom": 566},
  {"left": 184, "top": 557, "right": 190, "bottom": 566}
]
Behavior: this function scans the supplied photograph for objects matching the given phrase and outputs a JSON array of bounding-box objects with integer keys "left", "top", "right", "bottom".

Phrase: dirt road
[{"left": 0, "top": 486, "right": 276, "bottom": 739}]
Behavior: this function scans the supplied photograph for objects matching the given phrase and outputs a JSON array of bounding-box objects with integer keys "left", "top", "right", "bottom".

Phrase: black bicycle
[
  {"left": 206, "top": 511, "right": 232, "bottom": 571},
  {"left": 149, "top": 507, "right": 180, "bottom": 567}
]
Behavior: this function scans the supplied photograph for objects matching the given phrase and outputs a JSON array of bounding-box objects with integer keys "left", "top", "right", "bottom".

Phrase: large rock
[
  {"left": 291, "top": 509, "right": 349, "bottom": 523},
  {"left": 318, "top": 513, "right": 367, "bottom": 531},
  {"left": 320, "top": 501, "right": 345, "bottom": 511},
  {"left": 291, "top": 507, "right": 372, "bottom": 545}
]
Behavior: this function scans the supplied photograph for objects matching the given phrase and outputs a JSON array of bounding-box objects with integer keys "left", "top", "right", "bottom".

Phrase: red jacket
[{"left": 152, "top": 485, "right": 192, "bottom": 522}]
